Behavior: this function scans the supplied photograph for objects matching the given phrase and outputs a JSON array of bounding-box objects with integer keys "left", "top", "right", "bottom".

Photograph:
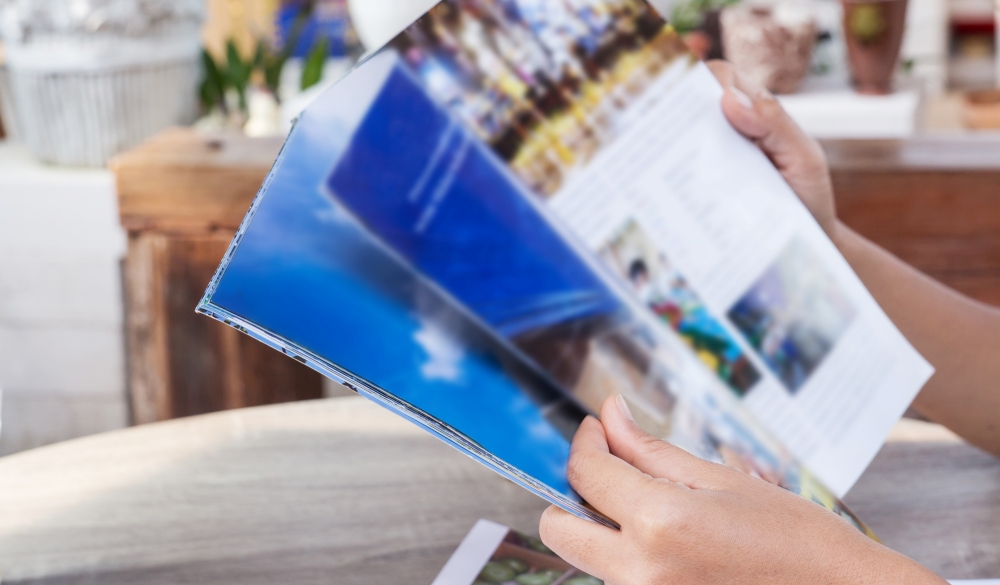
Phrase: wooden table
[
  {"left": 1, "top": 398, "right": 997, "bottom": 584},
  {"left": 830, "top": 136, "right": 1000, "bottom": 307}
]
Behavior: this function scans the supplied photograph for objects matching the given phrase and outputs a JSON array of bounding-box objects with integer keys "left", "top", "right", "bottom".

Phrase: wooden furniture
[
  {"left": 0, "top": 397, "right": 996, "bottom": 583},
  {"left": 848, "top": 423, "right": 1000, "bottom": 579},
  {"left": 826, "top": 136, "right": 1000, "bottom": 307},
  {"left": 109, "top": 128, "right": 323, "bottom": 425}
]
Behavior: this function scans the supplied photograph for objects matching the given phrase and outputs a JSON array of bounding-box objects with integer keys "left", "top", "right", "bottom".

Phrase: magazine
[
  {"left": 432, "top": 520, "right": 602, "bottom": 585},
  {"left": 199, "top": 0, "right": 932, "bottom": 532}
]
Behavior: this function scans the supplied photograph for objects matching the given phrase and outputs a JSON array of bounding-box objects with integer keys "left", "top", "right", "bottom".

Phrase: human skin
[
  {"left": 540, "top": 396, "right": 947, "bottom": 584},
  {"left": 536, "top": 60, "right": 1000, "bottom": 583}
]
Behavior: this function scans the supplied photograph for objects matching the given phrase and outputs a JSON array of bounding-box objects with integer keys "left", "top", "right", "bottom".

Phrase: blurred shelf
[
  {"left": 823, "top": 134, "right": 1000, "bottom": 170},
  {"left": 779, "top": 75, "right": 922, "bottom": 139}
]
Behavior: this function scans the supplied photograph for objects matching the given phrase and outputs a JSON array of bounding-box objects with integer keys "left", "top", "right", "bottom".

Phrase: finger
[
  {"left": 707, "top": 60, "right": 766, "bottom": 132},
  {"left": 707, "top": 61, "right": 825, "bottom": 176},
  {"left": 601, "top": 395, "right": 735, "bottom": 490},
  {"left": 539, "top": 505, "right": 623, "bottom": 581},
  {"left": 705, "top": 59, "right": 736, "bottom": 88},
  {"left": 707, "top": 59, "right": 774, "bottom": 139},
  {"left": 566, "top": 416, "right": 663, "bottom": 524}
]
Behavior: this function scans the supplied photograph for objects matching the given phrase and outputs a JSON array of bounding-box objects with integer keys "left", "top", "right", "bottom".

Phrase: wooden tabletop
[
  {"left": 1, "top": 397, "right": 998, "bottom": 584},
  {"left": 109, "top": 128, "right": 284, "bottom": 235}
]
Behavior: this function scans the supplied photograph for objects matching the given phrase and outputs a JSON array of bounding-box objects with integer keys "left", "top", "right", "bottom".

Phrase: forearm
[
  {"left": 858, "top": 544, "right": 949, "bottom": 585},
  {"left": 832, "top": 222, "right": 1000, "bottom": 456}
]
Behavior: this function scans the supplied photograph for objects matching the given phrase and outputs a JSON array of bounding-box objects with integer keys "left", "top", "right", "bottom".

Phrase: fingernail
[
  {"left": 732, "top": 88, "right": 754, "bottom": 110},
  {"left": 616, "top": 394, "right": 635, "bottom": 423}
]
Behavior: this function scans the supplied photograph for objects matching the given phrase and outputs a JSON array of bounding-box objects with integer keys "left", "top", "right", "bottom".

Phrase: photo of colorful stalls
[
  {"left": 727, "top": 240, "right": 856, "bottom": 394},
  {"left": 387, "top": 0, "right": 689, "bottom": 198},
  {"left": 598, "top": 220, "right": 761, "bottom": 396},
  {"left": 475, "top": 529, "right": 602, "bottom": 585}
]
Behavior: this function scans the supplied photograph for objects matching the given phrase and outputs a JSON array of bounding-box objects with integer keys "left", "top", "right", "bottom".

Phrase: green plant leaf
[
  {"left": 200, "top": 48, "right": 227, "bottom": 112},
  {"left": 253, "top": 37, "right": 283, "bottom": 98},
  {"left": 252, "top": 39, "right": 267, "bottom": 71},
  {"left": 226, "top": 40, "right": 246, "bottom": 82},
  {"left": 671, "top": 0, "right": 706, "bottom": 33},
  {"left": 282, "top": 6, "right": 313, "bottom": 61},
  {"left": 670, "top": 0, "right": 734, "bottom": 33},
  {"left": 199, "top": 78, "right": 214, "bottom": 112},
  {"left": 262, "top": 57, "right": 281, "bottom": 97},
  {"left": 258, "top": 6, "right": 315, "bottom": 100},
  {"left": 226, "top": 39, "right": 253, "bottom": 110},
  {"left": 301, "top": 37, "right": 330, "bottom": 91}
]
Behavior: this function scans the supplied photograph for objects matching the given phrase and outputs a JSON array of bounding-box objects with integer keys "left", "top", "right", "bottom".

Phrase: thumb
[
  {"left": 706, "top": 60, "right": 837, "bottom": 236},
  {"left": 706, "top": 60, "right": 827, "bottom": 177},
  {"left": 600, "top": 395, "right": 733, "bottom": 490}
]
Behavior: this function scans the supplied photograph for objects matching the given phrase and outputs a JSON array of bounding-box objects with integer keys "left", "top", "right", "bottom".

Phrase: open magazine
[{"left": 199, "top": 0, "right": 932, "bottom": 533}]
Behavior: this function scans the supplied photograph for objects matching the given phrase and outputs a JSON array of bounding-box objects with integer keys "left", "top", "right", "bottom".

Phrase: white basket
[
  {"left": 7, "top": 59, "right": 199, "bottom": 166},
  {"left": 3, "top": 29, "right": 201, "bottom": 166}
]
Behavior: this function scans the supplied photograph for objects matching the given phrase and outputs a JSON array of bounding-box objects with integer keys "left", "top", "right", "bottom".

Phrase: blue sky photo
[{"left": 207, "top": 51, "right": 581, "bottom": 499}]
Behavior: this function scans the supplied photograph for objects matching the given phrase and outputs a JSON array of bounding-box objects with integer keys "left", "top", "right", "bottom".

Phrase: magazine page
[
  {"left": 198, "top": 58, "right": 603, "bottom": 521},
  {"left": 352, "top": 0, "right": 934, "bottom": 497},
  {"left": 432, "top": 520, "right": 602, "bottom": 585},
  {"left": 315, "top": 41, "right": 873, "bottom": 536}
]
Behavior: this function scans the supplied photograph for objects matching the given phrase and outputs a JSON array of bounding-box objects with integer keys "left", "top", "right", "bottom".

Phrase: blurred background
[{"left": 1, "top": 0, "right": 998, "bottom": 456}]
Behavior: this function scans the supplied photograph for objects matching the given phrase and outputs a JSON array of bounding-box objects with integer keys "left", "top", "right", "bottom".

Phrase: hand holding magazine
[
  {"left": 436, "top": 519, "right": 972, "bottom": 585},
  {"left": 200, "top": 0, "right": 931, "bottom": 535}
]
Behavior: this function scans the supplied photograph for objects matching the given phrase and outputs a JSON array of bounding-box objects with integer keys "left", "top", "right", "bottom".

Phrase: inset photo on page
[
  {"left": 432, "top": 519, "right": 603, "bottom": 585},
  {"left": 727, "top": 239, "right": 856, "bottom": 394},
  {"left": 598, "top": 219, "right": 761, "bottom": 397},
  {"left": 386, "top": 0, "right": 691, "bottom": 199}
]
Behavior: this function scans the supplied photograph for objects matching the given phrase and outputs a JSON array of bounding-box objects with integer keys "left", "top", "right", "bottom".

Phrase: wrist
[{"left": 827, "top": 219, "right": 851, "bottom": 251}]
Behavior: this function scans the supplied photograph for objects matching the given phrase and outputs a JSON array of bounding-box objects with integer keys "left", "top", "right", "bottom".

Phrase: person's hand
[
  {"left": 706, "top": 61, "right": 839, "bottom": 239},
  {"left": 539, "top": 395, "right": 946, "bottom": 585}
]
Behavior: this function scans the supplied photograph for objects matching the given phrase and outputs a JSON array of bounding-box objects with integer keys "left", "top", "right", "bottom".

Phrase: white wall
[{"left": 0, "top": 143, "right": 128, "bottom": 455}]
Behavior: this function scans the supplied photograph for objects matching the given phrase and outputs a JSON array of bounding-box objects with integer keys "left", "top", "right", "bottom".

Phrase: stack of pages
[{"left": 200, "top": 0, "right": 932, "bottom": 532}]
